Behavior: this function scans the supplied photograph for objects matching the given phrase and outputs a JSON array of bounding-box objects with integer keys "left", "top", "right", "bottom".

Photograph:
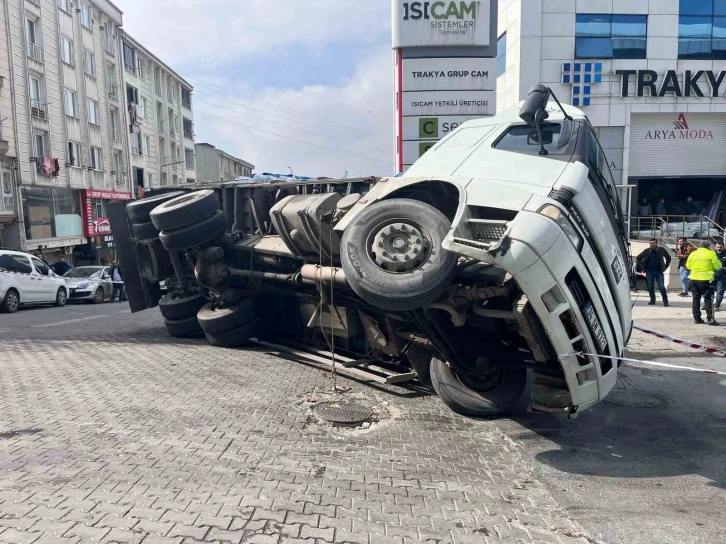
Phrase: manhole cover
[
  {"left": 313, "top": 401, "right": 373, "bottom": 424},
  {"left": 604, "top": 389, "right": 663, "bottom": 408}
]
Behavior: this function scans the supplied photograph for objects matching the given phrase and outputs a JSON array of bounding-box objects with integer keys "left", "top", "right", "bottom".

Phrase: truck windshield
[{"left": 493, "top": 123, "right": 570, "bottom": 156}]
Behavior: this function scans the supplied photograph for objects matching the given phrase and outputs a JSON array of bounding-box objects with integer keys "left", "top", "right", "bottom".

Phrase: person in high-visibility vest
[{"left": 686, "top": 241, "right": 723, "bottom": 326}]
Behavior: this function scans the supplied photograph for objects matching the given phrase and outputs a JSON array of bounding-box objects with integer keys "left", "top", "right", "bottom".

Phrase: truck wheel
[
  {"left": 430, "top": 356, "right": 527, "bottom": 417},
  {"left": 127, "top": 191, "right": 185, "bottom": 223},
  {"left": 197, "top": 299, "right": 256, "bottom": 334},
  {"left": 158, "top": 293, "right": 206, "bottom": 320},
  {"left": 130, "top": 220, "right": 159, "bottom": 240},
  {"left": 150, "top": 190, "right": 220, "bottom": 231},
  {"left": 340, "top": 199, "right": 456, "bottom": 311},
  {"left": 205, "top": 318, "right": 259, "bottom": 348},
  {"left": 159, "top": 210, "right": 228, "bottom": 251},
  {"left": 164, "top": 315, "right": 203, "bottom": 338}
]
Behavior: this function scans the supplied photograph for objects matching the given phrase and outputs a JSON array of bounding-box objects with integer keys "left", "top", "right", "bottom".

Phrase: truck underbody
[{"left": 108, "top": 177, "right": 576, "bottom": 418}]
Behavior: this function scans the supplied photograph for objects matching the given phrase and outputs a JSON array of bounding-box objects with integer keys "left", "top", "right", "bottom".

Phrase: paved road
[{"left": 0, "top": 303, "right": 588, "bottom": 544}]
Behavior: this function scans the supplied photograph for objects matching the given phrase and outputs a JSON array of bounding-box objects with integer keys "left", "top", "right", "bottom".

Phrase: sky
[{"left": 120, "top": 0, "right": 394, "bottom": 178}]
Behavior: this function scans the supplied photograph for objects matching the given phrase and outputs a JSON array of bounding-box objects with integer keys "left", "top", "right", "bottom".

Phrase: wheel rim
[
  {"left": 95, "top": 289, "right": 104, "bottom": 303},
  {"left": 368, "top": 220, "right": 431, "bottom": 274},
  {"left": 57, "top": 290, "right": 66, "bottom": 305},
  {"left": 456, "top": 359, "right": 505, "bottom": 393},
  {"left": 6, "top": 292, "right": 18, "bottom": 311}
]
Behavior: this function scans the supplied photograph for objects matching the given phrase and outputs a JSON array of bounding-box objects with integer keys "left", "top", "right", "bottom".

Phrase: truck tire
[
  {"left": 159, "top": 210, "right": 227, "bottom": 251},
  {"left": 158, "top": 292, "right": 206, "bottom": 320},
  {"left": 130, "top": 220, "right": 159, "bottom": 240},
  {"left": 150, "top": 190, "right": 220, "bottom": 231},
  {"left": 340, "top": 198, "right": 456, "bottom": 311},
  {"left": 164, "top": 315, "right": 203, "bottom": 338},
  {"left": 197, "top": 299, "right": 256, "bottom": 334},
  {"left": 205, "top": 318, "right": 259, "bottom": 348},
  {"left": 138, "top": 243, "right": 173, "bottom": 282},
  {"left": 430, "top": 356, "right": 527, "bottom": 417},
  {"left": 127, "top": 191, "right": 185, "bottom": 223}
]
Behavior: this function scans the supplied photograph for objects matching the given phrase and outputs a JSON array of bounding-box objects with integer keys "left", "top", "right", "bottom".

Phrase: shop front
[{"left": 79, "top": 189, "right": 133, "bottom": 264}]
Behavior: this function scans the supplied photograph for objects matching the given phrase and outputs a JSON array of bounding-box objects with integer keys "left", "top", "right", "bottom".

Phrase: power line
[
  {"left": 193, "top": 108, "right": 390, "bottom": 166},
  {"left": 186, "top": 76, "right": 391, "bottom": 143},
  {"left": 193, "top": 97, "right": 390, "bottom": 153}
]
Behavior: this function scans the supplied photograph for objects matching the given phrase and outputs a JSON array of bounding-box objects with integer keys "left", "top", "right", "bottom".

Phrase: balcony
[
  {"left": 27, "top": 41, "right": 43, "bottom": 63},
  {"left": 130, "top": 146, "right": 142, "bottom": 156},
  {"left": 111, "top": 129, "right": 119, "bottom": 142},
  {"left": 182, "top": 99, "right": 191, "bottom": 110},
  {"left": 124, "top": 62, "right": 136, "bottom": 75},
  {"left": 31, "top": 100, "right": 47, "bottom": 120},
  {"left": 183, "top": 130, "right": 193, "bottom": 140},
  {"left": 169, "top": 127, "right": 176, "bottom": 138},
  {"left": 157, "top": 119, "right": 164, "bottom": 132},
  {"left": 108, "top": 87, "right": 118, "bottom": 101}
]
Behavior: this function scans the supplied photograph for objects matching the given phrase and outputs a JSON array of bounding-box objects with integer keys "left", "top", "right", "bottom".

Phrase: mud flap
[{"left": 106, "top": 200, "right": 161, "bottom": 313}]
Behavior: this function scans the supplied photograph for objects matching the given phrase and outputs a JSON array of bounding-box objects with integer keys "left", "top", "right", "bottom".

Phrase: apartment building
[
  {"left": 120, "top": 32, "right": 195, "bottom": 192},
  {"left": 195, "top": 142, "right": 253, "bottom": 182},
  {"left": 0, "top": 0, "right": 132, "bottom": 264}
]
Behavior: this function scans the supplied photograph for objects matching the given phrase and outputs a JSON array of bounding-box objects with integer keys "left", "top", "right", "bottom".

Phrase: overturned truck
[{"left": 109, "top": 87, "right": 633, "bottom": 418}]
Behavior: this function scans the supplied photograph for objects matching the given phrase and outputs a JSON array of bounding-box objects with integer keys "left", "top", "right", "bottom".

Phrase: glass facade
[
  {"left": 575, "top": 14, "right": 647, "bottom": 59},
  {"left": 22, "top": 187, "right": 82, "bottom": 240},
  {"left": 497, "top": 33, "right": 506, "bottom": 76},
  {"left": 679, "top": 0, "right": 726, "bottom": 58}
]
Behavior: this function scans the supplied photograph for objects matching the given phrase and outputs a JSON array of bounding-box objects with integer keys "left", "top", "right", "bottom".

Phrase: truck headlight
[{"left": 538, "top": 205, "right": 583, "bottom": 251}]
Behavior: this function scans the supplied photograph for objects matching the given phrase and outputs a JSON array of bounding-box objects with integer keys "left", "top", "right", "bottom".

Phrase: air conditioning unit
[{"left": 64, "top": 246, "right": 72, "bottom": 255}]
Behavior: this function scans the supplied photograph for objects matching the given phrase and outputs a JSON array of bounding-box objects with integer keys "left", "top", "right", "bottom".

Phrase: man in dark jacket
[
  {"left": 109, "top": 261, "right": 124, "bottom": 302},
  {"left": 715, "top": 241, "right": 726, "bottom": 311},
  {"left": 637, "top": 239, "right": 671, "bottom": 306},
  {"left": 50, "top": 256, "right": 72, "bottom": 276}
]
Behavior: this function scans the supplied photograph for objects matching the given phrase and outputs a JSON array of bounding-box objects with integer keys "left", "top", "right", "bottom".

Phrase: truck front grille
[{"left": 467, "top": 219, "right": 508, "bottom": 242}]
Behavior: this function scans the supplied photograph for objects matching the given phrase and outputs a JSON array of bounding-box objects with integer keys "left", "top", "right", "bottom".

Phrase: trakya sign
[
  {"left": 402, "top": 57, "right": 497, "bottom": 91},
  {"left": 617, "top": 69, "right": 726, "bottom": 97},
  {"left": 392, "top": 0, "right": 492, "bottom": 48}
]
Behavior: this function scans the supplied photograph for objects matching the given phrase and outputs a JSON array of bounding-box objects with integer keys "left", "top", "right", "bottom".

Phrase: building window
[
  {"left": 183, "top": 117, "right": 193, "bottom": 139},
  {"left": 83, "top": 49, "right": 95, "bottom": 77},
  {"left": 143, "top": 135, "right": 151, "bottom": 156},
  {"left": 90, "top": 147, "right": 102, "bottom": 170},
  {"left": 1, "top": 171, "right": 13, "bottom": 214},
  {"left": 140, "top": 96, "right": 148, "bottom": 117},
  {"left": 130, "top": 132, "right": 142, "bottom": 155},
  {"left": 60, "top": 36, "right": 73, "bottom": 65},
  {"left": 68, "top": 141, "right": 81, "bottom": 167},
  {"left": 181, "top": 87, "right": 192, "bottom": 109},
  {"left": 185, "top": 148, "right": 194, "bottom": 169},
  {"left": 22, "top": 187, "right": 82, "bottom": 240},
  {"left": 126, "top": 84, "right": 138, "bottom": 106},
  {"left": 63, "top": 88, "right": 77, "bottom": 118},
  {"left": 29, "top": 76, "right": 45, "bottom": 118},
  {"left": 123, "top": 43, "right": 136, "bottom": 73},
  {"left": 137, "top": 58, "right": 145, "bottom": 80},
  {"left": 80, "top": 2, "right": 92, "bottom": 29},
  {"left": 57, "top": 0, "right": 70, "bottom": 13},
  {"left": 497, "top": 33, "right": 506, "bottom": 76},
  {"left": 34, "top": 133, "right": 46, "bottom": 158},
  {"left": 575, "top": 14, "right": 647, "bottom": 59},
  {"left": 679, "top": 0, "right": 726, "bottom": 59},
  {"left": 86, "top": 99, "right": 99, "bottom": 125}
]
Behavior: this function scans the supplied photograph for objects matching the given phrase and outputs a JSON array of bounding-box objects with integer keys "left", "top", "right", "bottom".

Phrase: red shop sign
[{"left": 81, "top": 189, "right": 134, "bottom": 237}]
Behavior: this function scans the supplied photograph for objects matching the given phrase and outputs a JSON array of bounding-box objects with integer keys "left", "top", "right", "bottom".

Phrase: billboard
[
  {"left": 402, "top": 90, "right": 495, "bottom": 116},
  {"left": 392, "top": 0, "right": 492, "bottom": 47},
  {"left": 81, "top": 189, "right": 133, "bottom": 237},
  {"left": 402, "top": 57, "right": 497, "bottom": 91}
]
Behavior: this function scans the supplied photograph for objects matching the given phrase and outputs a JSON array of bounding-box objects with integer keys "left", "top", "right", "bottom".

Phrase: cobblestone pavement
[{"left": 0, "top": 306, "right": 591, "bottom": 544}]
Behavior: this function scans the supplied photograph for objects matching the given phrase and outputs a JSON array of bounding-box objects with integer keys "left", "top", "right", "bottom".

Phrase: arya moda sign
[{"left": 644, "top": 114, "right": 714, "bottom": 140}]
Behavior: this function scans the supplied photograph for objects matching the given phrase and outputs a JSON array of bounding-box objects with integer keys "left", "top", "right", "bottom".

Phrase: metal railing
[
  {"left": 629, "top": 215, "right": 726, "bottom": 247},
  {"left": 110, "top": 129, "right": 119, "bottom": 142},
  {"left": 183, "top": 129, "right": 193, "bottom": 140},
  {"left": 108, "top": 87, "right": 118, "bottom": 100},
  {"left": 167, "top": 90, "right": 174, "bottom": 102},
  {"left": 27, "top": 41, "right": 42, "bottom": 62},
  {"left": 182, "top": 99, "right": 191, "bottom": 110},
  {"left": 157, "top": 119, "right": 164, "bottom": 132},
  {"left": 169, "top": 127, "right": 176, "bottom": 137},
  {"left": 130, "top": 146, "right": 142, "bottom": 156},
  {"left": 124, "top": 62, "right": 136, "bottom": 75},
  {"left": 31, "top": 100, "right": 46, "bottom": 119},
  {"left": 155, "top": 82, "right": 162, "bottom": 96},
  {"left": 185, "top": 160, "right": 194, "bottom": 170}
]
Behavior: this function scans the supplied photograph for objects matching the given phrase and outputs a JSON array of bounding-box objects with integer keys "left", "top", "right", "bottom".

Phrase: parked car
[
  {"left": 64, "top": 266, "right": 112, "bottom": 303},
  {"left": 0, "top": 249, "right": 69, "bottom": 312}
]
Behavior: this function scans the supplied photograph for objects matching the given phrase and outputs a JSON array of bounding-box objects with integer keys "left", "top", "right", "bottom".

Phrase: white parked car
[
  {"left": 0, "top": 249, "right": 69, "bottom": 312},
  {"left": 64, "top": 266, "right": 113, "bottom": 303}
]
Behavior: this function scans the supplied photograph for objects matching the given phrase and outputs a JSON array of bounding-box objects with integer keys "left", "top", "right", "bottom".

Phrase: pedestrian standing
[
  {"left": 714, "top": 241, "right": 726, "bottom": 311},
  {"left": 50, "top": 256, "right": 72, "bottom": 276},
  {"left": 686, "top": 196, "right": 699, "bottom": 216},
  {"left": 637, "top": 198, "right": 652, "bottom": 216},
  {"left": 636, "top": 239, "right": 671, "bottom": 307},
  {"left": 676, "top": 237, "right": 692, "bottom": 296},
  {"left": 686, "top": 241, "right": 722, "bottom": 325},
  {"left": 655, "top": 198, "right": 667, "bottom": 216},
  {"left": 109, "top": 261, "right": 124, "bottom": 303}
]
